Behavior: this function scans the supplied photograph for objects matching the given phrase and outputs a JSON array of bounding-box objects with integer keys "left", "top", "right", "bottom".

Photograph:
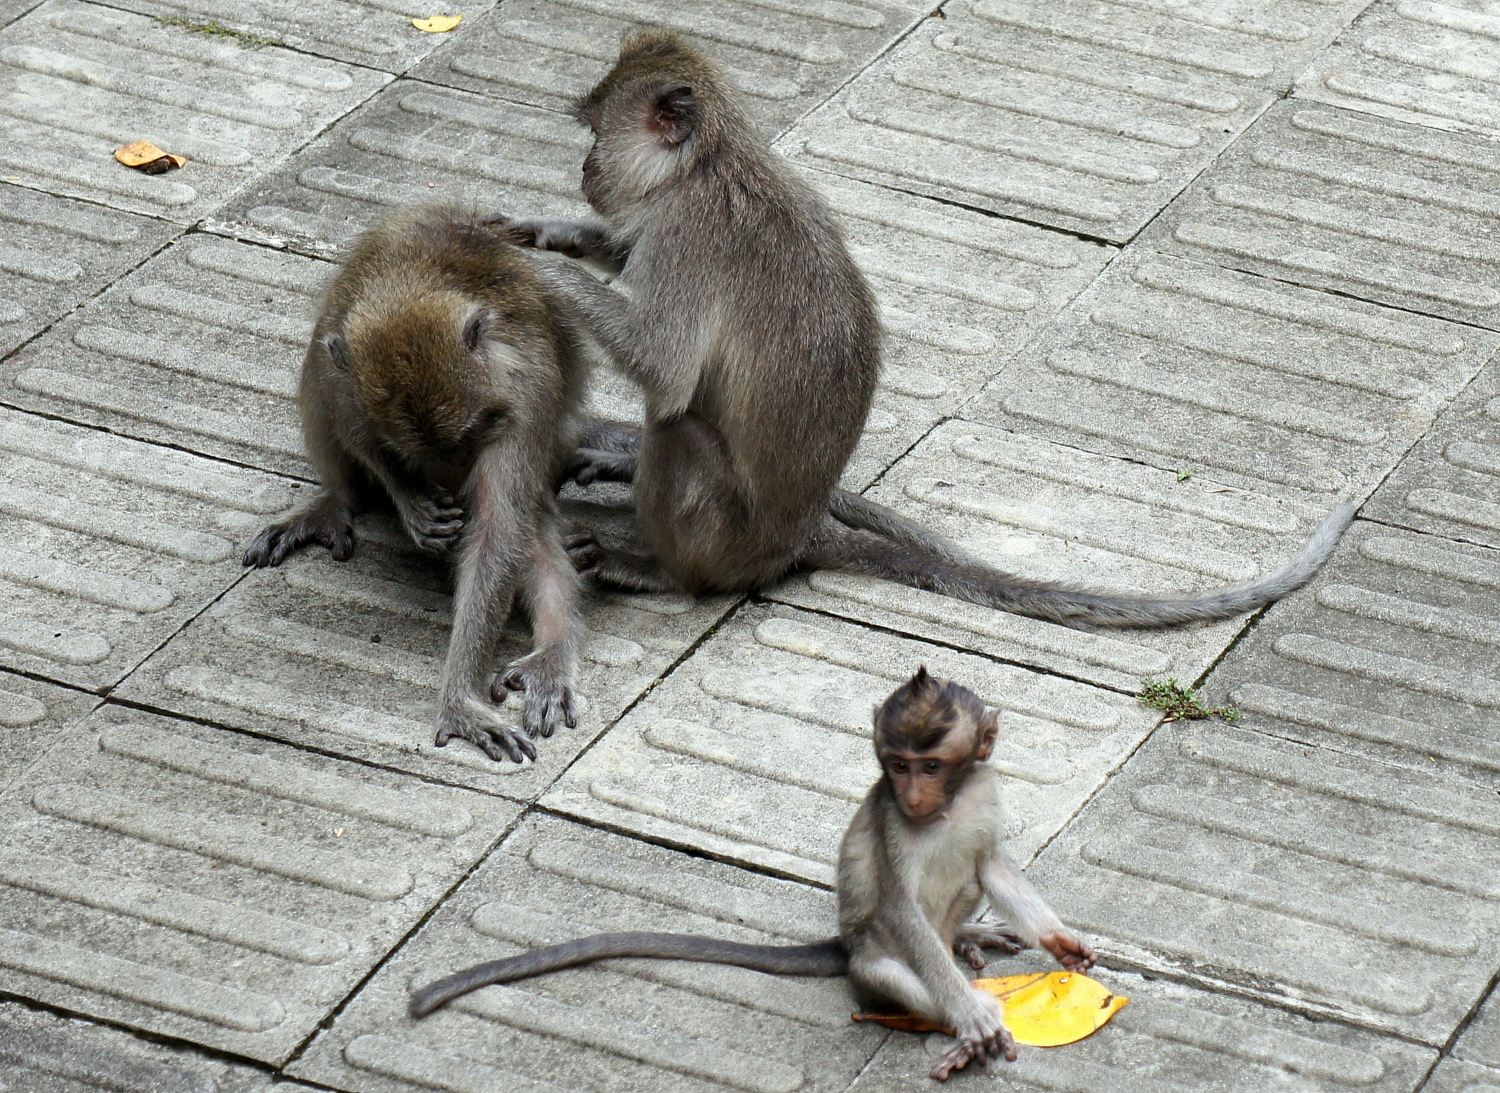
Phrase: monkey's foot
[
  {"left": 567, "top": 447, "right": 638, "bottom": 486},
  {"left": 492, "top": 653, "right": 578, "bottom": 738},
  {"left": 954, "top": 923, "right": 1025, "bottom": 970},
  {"left": 433, "top": 705, "right": 537, "bottom": 763},
  {"left": 566, "top": 536, "right": 679, "bottom": 592},
  {"left": 398, "top": 492, "right": 465, "bottom": 554},
  {"left": 1038, "top": 930, "right": 1096, "bottom": 972},
  {"left": 242, "top": 502, "right": 355, "bottom": 567},
  {"left": 931, "top": 1023, "right": 1016, "bottom": 1080}
]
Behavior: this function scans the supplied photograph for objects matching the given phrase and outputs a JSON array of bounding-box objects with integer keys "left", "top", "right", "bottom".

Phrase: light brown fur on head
[{"left": 874, "top": 666, "right": 994, "bottom": 756}]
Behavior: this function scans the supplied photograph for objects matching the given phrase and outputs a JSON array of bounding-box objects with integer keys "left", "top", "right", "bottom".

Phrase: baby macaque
[{"left": 411, "top": 667, "right": 1092, "bottom": 1080}]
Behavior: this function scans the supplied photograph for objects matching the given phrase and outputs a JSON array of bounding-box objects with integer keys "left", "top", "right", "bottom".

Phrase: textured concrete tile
[
  {"left": 1459, "top": 986, "right": 1500, "bottom": 1067},
  {"left": 0, "top": 999, "right": 273, "bottom": 1093},
  {"left": 290, "top": 814, "right": 883, "bottom": 1093},
  {"left": 543, "top": 603, "right": 1160, "bottom": 885},
  {"left": 819, "top": 169, "right": 1113, "bottom": 487},
  {"left": 205, "top": 79, "right": 593, "bottom": 260},
  {"left": 969, "top": 250, "right": 1495, "bottom": 502},
  {"left": 772, "top": 418, "right": 1341, "bottom": 691},
  {"left": 1423, "top": 1059, "right": 1500, "bottom": 1093},
  {"left": 408, "top": 0, "right": 925, "bottom": 138},
  {"left": 1297, "top": 0, "right": 1500, "bottom": 140},
  {"left": 0, "top": 406, "right": 291, "bottom": 690},
  {"left": 2, "top": 237, "right": 325, "bottom": 476},
  {"left": 0, "top": 186, "right": 176, "bottom": 357},
  {"left": 0, "top": 1, "right": 389, "bottom": 222},
  {"left": 1140, "top": 100, "right": 1500, "bottom": 326},
  {"left": 1027, "top": 718, "right": 1500, "bottom": 1041},
  {"left": 1205, "top": 521, "right": 1500, "bottom": 789},
  {"left": 104, "top": 0, "right": 498, "bottom": 73},
  {"left": 780, "top": 0, "right": 1365, "bottom": 242},
  {"left": 854, "top": 966, "right": 1436, "bottom": 1093},
  {"left": 116, "top": 512, "right": 736, "bottom": 799},
  {"left": 1366, "top": 357, "right": 1500, "bottom": 549},
  {"left": 0, "top": 706, "right": 518, "bottom": 1063},
  {"left": 0, "top": 673, "right": 96, "bottom": 793}
]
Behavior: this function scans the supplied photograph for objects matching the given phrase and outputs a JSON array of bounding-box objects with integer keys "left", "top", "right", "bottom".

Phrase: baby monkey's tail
[{"left": 411, "top": 933, "right": 848, "bottom": 1017}]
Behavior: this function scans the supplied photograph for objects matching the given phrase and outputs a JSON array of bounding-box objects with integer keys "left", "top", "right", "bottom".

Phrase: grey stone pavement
[{"left": 5, "top": 0, "right": 1500, "bottom": 1089}]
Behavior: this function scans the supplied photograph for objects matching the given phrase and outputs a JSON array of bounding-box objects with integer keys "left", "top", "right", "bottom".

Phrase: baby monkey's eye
[{"left": 922, "top": 760, "right": 942, "bottom": 775}]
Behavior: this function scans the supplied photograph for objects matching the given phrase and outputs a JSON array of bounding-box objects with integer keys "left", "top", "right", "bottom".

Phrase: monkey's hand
[
  {"left": 953, "top": 923, "right": 1025, "bottom": 970},
  {"left": 396, "top": 492, "right": 466, "bottom": 555},
  {"left": 433, "top": 701, "right": 537, "bottom": 764},
  {"left": 241, "top": 503, "right": 355, "bottom": 567},
  {"left": 931, "top": 996, "right": 1017, "bottom": 1080},
  {"left": 493, "top": 652, "right": 578, "bottom": 739},
  {"left": 488, "top": 217, "right": 612, "bottom": 259},
  {"left": 1038, "top": 930, "right": 1095, "bottom": 972}
]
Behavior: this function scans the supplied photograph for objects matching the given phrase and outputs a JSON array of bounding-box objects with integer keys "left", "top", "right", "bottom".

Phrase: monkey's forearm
[
  {"left": 528, "top": 254, "right": 698, "bottom": 413},
  {"left": 978, "top": 850, "right": 1065, "bottom": 949}
]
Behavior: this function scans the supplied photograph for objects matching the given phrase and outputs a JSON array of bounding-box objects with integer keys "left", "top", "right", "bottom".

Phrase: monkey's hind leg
[
  {"left": 242, "top": 488, "right": 356, "bottom": 568},
  {"left": 953, "top": 922, "right": 1024, "bottom": 970},
  {"left": 851, "top": 954, "right": 1015, "bottom": 1080}
]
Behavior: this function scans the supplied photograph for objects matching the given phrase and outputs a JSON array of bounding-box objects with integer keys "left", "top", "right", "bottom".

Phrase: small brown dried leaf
[{"left": 114, "top": 140, "right": 186, "bottom": 173}]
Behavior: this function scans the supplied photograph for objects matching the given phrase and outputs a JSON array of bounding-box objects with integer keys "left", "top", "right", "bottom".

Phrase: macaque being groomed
[
  {"left": 243, "top": 204, "right": 588, "bottom": 762},
  {"left": 499, "top": 29, "right": 1353, "bottom": 627},
  {"left": 411, "top": 668, "right": 1093, "bottom": 1081}
]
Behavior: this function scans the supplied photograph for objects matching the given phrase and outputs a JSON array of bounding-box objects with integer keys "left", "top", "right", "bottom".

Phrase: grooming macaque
[
  {"left": 243, "top": 204, "right": 587, "bottom": 762},
  {"left": 499, "top": 29, "right": 1352, "bottom": 626},
  {"left": 411, "top": 668, "right": 1092, "bottom": 1081}
]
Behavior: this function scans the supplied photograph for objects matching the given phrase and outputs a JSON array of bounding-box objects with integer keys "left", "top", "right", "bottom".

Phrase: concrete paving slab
[
  {"left": 205, "top": 79, "right": 593, "bottom": 261},
  {"left": 1139, "top": 100, "right": 1500, "bottom": 327},
  {"left": 407, "top": 0, "right": 926, "bottom": 139},
  {"left": 817, "top": 169, "right": 1113, "bottom": 487},
  {"left": 779, "top": 0, "right": 1366, "bottom": 243},
  {"left": 0, "top": 405, "right": 292, "bottom": 690},
  {"left": 1, "top": 236, "right": 325, "bottom": 477},
  {"left": 103, "top": 0, "right": 499, "bottom": 74},
  {"left": 0, "top": 999, "right": 274, "bottom": 1093},
  {"left": 1423, "top": 1059, "right": 1500, "bottom": 1093},
  {"left": 967, "top": 250, "right": 1495, "bottom": 503},
  {"left": 543, "top": 602, "right": 1160, "bottom": 885},
  {"left": 1026, "top": 717, "right": 1500, "bottom": 1042},
  {"left": 1458, "top": 985, "right": 1500, "bottom": 1067},
  {"left": 770, "top": 418, "right": 1341, "bottom": 692},
  {"left": 289, "top": 812, "right": 883, "bottom": 1093},
  {"left": 853, "top": 964, "right": 1437, "bottom": 1093},
  {"left": 0, "top": 705, "right": 519, "bottom": 1063},
  {"left": 0, "top": 1, "right": 389, "bottom": 223},
  {"left": 116, "top": 512, "right": 737, "bottom": 799},
  {"left": 0, "top": 672, "right": 97, "bottom": 793},
  {"left": 0, "top": 185, "right": 177, "bottom": 357},
  {"left": 1296, "top": 0, "right": 1500, "bottom": 141},
  {"left": 1205, "top": 520, "right": 1500, "bottom": 788},
  {"left": 1365, "top": 356, "right": 1500, "bottom": 550}
]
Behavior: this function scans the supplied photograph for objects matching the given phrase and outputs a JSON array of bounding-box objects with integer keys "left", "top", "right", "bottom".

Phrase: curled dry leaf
[
  {"left": 114, "top": 140, "right": 186, "bottom": 174},
  {"left": 853, "top": 970, "right": 1127, "bottom": 1047},
  {"left": 411, "top": 13, "right": 462, "bottom": 31}
]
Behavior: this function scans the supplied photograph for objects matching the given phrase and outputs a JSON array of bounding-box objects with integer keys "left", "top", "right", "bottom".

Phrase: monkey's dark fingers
[
  {"left": 1038, "top": 930, "right": 1096, "bottom": 971},
  {"left": 434, "top": 721, "right": 537, "bottom": 763},
  {"left": 565, "top": 535, "right": 601, "bottom": 574},
  {"left": 492, "top": 666, "right": 526, "bottom": 701},
  {"left": 930, "top": 1042, "right": 980, "bottom": 1082}
]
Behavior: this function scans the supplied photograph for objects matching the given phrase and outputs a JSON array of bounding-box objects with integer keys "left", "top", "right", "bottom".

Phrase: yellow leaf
[
  {"left": 853, "top": 971, "right": 1127, "bottom": 1047},
  {"left": 411, "top": 13, "right": 462, "bottom": 31}
]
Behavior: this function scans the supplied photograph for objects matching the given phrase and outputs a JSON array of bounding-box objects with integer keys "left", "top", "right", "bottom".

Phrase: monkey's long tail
[
  {"left": 410, "top": 933, "right": 848, "bottom": 1017},
  {"left": 829, "top": 489, "right": 982, "bottom": 567},
  {"left": 807, "top": 501, "right": 1357, "bottom": 628}
]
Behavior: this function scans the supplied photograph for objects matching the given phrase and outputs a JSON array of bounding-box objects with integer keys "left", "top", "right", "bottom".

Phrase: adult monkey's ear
[
  {"left": 322, "top": 333, "right": 351, "bottom": 371},
  {"left": 649, "top": 83, "right": 698, "bottom": 146}
]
